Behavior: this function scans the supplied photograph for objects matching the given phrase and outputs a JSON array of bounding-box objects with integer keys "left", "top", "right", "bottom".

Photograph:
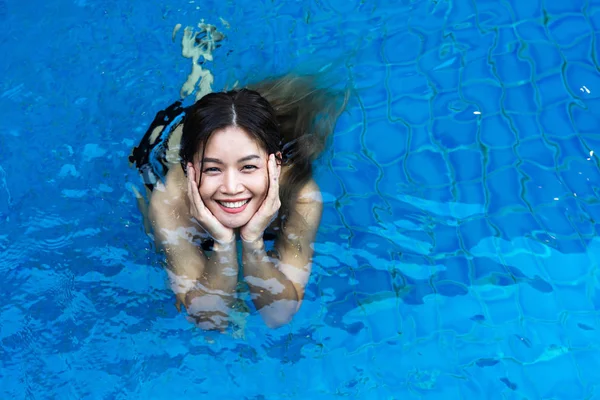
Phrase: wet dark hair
[
  {"left": 180, "top": 75, "right": 348, "bottom": 227},
  {"left": 180, "top": 88, "right": 281, "bottom": 170}
]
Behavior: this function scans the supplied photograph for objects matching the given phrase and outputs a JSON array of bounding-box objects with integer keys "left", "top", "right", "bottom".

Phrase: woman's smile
[{"left": 215, "top": 198, "right": 251, "bottom": 214}]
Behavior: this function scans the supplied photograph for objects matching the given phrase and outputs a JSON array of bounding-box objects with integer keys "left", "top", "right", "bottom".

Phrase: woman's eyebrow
[
  {"left": 202, "top": 154, "right": 261, "bottom": 164},
  {"left": 238, "top": 155, "right": 261, "bottom": 162},
  {"left": 202, "top": 157, "right": 223, "bottom": 164}
]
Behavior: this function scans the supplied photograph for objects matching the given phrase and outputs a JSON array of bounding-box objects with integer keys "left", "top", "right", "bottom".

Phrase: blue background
[{"left": 1, "top": 0, "right": 600, "bottom": 398}]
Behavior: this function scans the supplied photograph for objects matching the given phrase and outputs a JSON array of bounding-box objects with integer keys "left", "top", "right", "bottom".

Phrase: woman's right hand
[{"left": 186, "top": 162, "right": 235, "bottom": 244}]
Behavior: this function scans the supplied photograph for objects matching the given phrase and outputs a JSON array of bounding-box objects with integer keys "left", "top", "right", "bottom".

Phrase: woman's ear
[{"left": 275, "top": 151, "right": 283, "bottom": 166}]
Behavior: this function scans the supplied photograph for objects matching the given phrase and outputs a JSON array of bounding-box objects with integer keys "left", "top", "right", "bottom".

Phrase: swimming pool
[{"left": 2, "top": 0, "right": 600, "bottom": 398}]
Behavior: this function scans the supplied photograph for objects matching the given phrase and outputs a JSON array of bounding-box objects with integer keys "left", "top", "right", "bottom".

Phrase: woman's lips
[{"left": 216, "top": 199, "right": 250, "bottom": 214}]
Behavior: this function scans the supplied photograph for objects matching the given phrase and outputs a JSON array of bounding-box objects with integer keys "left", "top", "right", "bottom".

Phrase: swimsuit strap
[{"left": 129, "top": 101, "right": 186, "bottom": 191}]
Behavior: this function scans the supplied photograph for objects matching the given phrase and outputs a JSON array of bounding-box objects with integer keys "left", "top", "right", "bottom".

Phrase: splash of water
[{"left": 174, "top": 20, "right": 226, "bottom": 101}]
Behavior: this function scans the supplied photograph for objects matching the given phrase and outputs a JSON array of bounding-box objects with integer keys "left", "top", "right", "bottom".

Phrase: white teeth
[{"left": 217, "top": 199, "right": 250, "bottom": 208}]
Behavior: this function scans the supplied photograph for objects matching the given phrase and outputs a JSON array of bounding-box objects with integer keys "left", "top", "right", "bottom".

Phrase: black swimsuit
[{"left": 129, "top": 101, "right": 187, "bottom": 192}]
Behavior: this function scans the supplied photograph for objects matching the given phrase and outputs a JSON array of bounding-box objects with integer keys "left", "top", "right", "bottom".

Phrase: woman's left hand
[{"left": 240, "top": 154, "right": 281, "bottom": 242}]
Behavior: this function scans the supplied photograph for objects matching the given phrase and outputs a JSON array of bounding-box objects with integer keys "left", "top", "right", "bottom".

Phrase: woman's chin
[
  {"left": 222, "top": 222, "right": 246, "bottom": 230},
  {"left": 217, "top": 215, "right": 251, "bottom": 230}
]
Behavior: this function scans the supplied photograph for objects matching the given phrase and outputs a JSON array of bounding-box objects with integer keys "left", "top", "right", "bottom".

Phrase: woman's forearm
[
  {"left": 201, "top": 240, "right": 239, "bottom": 293},
  {"left": 241, "top": 239, "right": 299, "bottom": 328},
  {"left": 185, "top": 240, "right": 240, "bottom": 329}
]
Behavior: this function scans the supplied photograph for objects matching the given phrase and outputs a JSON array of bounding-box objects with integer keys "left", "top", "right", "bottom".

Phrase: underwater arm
[
  {"left": 242, "top": 180, "right": 322, "bottom": 328},
  {"left": 149, "top": 169, "right": 239, "bottom": 330},
  {"left": 183, "top": 239, "right": 240, "bottom": 330}
]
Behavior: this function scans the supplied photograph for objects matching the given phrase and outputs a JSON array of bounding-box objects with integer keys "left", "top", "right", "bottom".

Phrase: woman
[{"left": 130, "top": 75, "right": 347, "bottom": 330}]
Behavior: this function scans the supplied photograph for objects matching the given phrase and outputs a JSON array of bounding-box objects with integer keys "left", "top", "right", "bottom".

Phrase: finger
[
  {"left": 274, "top": 154, "right": 281, "bottom": 180},
  {"left": 267, "top": 156, "right": 280, "bottom": 208},
  {"left": 187, "top": 164, "right": 196, "bottom": 204},
  {"left": 187, "top": 164, "right": 205, "bottom": 212},
  {"left": 187, "top": 163, "right": 195, "bottom": 185},
  {"left": 271, "top": 157, "right": 279, "bottom": 187},
  {"left": 269, "top": 154, "right": 279, "bottom": 180},
  {"left": 187, "top": 163, "right": 198, "bottom": 204},
  {"left": 188, "top": 162, "right": 201, "bottom": 189}
]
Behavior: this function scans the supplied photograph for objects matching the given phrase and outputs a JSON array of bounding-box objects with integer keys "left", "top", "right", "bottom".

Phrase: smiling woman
[
  {"left": 129, "top": 75, "right": 348, "bottom": 330},
  {"left": 191, "top": 126, "right": 271, "bottom": 230}
]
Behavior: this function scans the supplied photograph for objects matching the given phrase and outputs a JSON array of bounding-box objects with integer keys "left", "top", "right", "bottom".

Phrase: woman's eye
[
  {"left": 242, "top": 165, "right": 257, "bottom": 171},
  {"left": 203, "top": 167, "right": 220, "bottom": 173}
]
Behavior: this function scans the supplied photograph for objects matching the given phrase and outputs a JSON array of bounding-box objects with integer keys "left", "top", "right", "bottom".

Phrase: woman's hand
[
  {"left": 186, "top": 162, "right": 235, "bottom": 244},
  {"left": 240, "top": 154, "right": 281, "bottom": 242}
]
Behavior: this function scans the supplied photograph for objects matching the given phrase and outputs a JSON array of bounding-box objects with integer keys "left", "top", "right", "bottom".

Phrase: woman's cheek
[{"left": 198, "top": 180, "right": 216, "bottom": 203}]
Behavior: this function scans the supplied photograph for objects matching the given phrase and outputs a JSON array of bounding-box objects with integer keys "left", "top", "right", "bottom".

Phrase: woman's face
[{"left": 194, "top": 126, "right": 270, "bottom": 229}]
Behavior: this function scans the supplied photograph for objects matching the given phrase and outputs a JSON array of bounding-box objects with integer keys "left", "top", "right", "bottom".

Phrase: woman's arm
[
  {"left": 242, "top": 179, "right": 323, "bottom": 328},
  {"left": 149, "top": 167, "right": 239, "bottom": 329}
]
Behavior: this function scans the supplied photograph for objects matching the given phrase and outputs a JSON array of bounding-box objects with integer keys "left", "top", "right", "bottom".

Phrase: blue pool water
[{"left": 2, "top": 0, "right": 600, "bottom": 398}]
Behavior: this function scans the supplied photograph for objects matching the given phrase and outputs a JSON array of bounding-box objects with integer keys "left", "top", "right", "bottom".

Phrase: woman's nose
[{"left": 222, "top": 170, "right": 243, "bottom": 194}]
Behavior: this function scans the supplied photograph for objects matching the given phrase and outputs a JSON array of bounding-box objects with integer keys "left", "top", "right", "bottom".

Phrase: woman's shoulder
[
  {"left": 278, "top": 177, "right": 323, "bottom": 235},
  {"left": 295, "top": 178, "right": 322, "bottom": 205},
  {"left": 279, "top": 166, "right": 322, "bottom": 202},
  {"left": 150, "top": 165, "right": 187, "bottom": 210}
]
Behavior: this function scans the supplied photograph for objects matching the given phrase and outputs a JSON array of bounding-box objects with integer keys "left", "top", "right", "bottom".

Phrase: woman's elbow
[
  {"left": 260, "top": 299, "right": 300, "bottom": 329},
  {"left": 263, "top": 313, "right": 294, "bottom": 329}
]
